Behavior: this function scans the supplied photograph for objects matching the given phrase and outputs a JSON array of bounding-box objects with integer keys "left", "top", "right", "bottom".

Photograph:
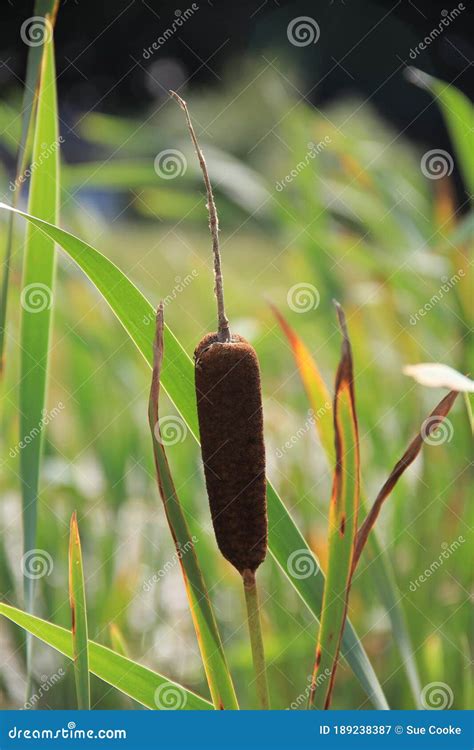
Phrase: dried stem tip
[{"left": 195, "top": 333, "right": 267, "bottom": 574}]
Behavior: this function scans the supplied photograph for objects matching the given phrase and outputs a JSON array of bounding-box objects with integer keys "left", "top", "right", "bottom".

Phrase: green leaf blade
[
  {"left": 68, "top": 512, "right": 90, "bottom": 710},
  {"left": 0, "top": 603, "right": 212, "bottom": 710},
  {"left": 17, "top": 30, "right": 59, "bottom": 664}
]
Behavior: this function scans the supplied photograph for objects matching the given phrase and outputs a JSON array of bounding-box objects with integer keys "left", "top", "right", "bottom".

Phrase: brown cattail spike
[{"left": 195, "top": 332, "right": 267, "bottom": 574}]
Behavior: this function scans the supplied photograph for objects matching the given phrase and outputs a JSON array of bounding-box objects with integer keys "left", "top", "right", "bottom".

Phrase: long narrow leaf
[
  {"left": 0, "top": 1, "right": 60, "bottom": 370},
  {"left": 0, "top": 204, "right": 389, "bottom": 709},
  {"left": 0, "top": 603, "right": 212, "bottom": 710},
  {"left": 148, "top": 304, "right": 238, "bottom": 710},
  {"left": 309, "top": 304, "right": 360, "bottom": 709},
  {"left": 68, "top": 512, "right": 90, "bottom": 709},
  {"left": 353, "top": 390, "right": 459, "bottom": 569},
  {"left": 17, "top": 29, "right": 59, "bottom": 675},
  {"left": 273, "top": 305, "right": 422, "bottom": 706},
  {"left": 408, "top": 69, "right": 474, "bottom": 196}
]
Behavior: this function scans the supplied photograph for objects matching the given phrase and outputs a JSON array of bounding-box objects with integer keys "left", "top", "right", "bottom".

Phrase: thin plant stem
[
  {"left": 242, "top": 568, "right": 270, "bottom": 709},
  {"left": 169, "top": 90, "right": 230, "bottom": 342}
]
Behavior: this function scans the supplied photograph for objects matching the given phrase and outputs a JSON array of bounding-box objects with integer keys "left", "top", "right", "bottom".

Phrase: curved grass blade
[
  {"left": 68, "top": 512, "right": 90, "bottom": 710},
  {"left": 273, "top": 305, "right": 422, "bottom": 706},
  {"left": 0, "top": 205, "right": 388, "bottom": 709},
  {"left": 17, "top": 30, "right": 59, "bottom": 681},
  {"left": 407, "top": 68, "right": 474, "bottom": 196},
  {"left": 109, "top": 623, "right": 129, "bottom": 657},
  {"left": 0, "top": 2, "right": 60, "bottom": 372},
  {"left": 148, "top": 304, "right": 238, "bottom": 710},
  {"left": 0, "top": 603, "right": 212, "bottom": 710},
  {"left": 309, "top": 304, "right": 360, "bottom": 709},
  {"left": 353, "top": 390, "right": 459, "bottom": 570}
]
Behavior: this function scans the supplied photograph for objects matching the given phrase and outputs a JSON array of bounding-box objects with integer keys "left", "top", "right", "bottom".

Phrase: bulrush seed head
[{"left": 195, "top": 333, "right": 267, "bottom": 574}]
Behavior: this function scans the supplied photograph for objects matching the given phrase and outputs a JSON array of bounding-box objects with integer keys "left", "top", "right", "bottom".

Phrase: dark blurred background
[{"left": 1, "top": 0, "right": 473, "bottom": 202}]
